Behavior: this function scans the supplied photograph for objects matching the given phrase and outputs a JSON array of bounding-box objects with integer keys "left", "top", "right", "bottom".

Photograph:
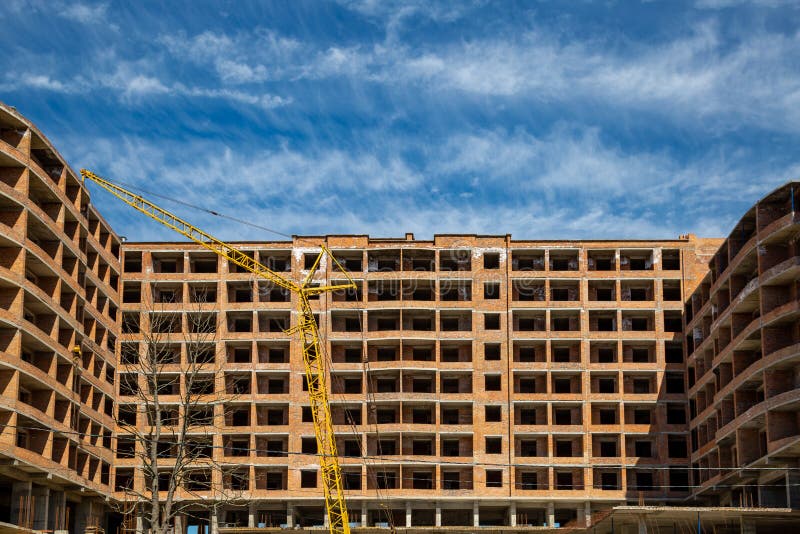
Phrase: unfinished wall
[
  {"left": 0, "top": 101, "right": 119, "bottom": 531},
  {"left": 118, "top": 233, "right": 719, "bottom": 528},
  {"left": 687, "top": 182, "right": 800, "bottom": 509}
]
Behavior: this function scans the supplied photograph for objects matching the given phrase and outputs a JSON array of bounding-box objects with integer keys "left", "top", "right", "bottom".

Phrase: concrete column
[
  {"left": 584, "top": 502, "right": 592, "bottom": 527},
  {"left": 10, "top": 481, "right": 32, "bottom": 526},
  {"left": 740, "top": 518, "right": 756, "bottom": 534},
  {"left": 324, "top": 509, "right": 330, "bottom": 528},
  {"left": 509, "top": 502, "right": 517, "bottom": 527},
  {"left": 74, "top": 500, "right": 93, "bottom": 534},
  {"left": 405, "top": 502, "right": 412, "bottom": 527},
  {"left": 577, "top": 508, "right": 586, "bottom": 530},
  {"left": 361, "top": 503, "right": 368, "bottom": 527},
  {"left": 637, "top": 515, "right": 647, "bottom": 534},
  {"left": 210, "top": 507, "right": 219, "bottom": 534},
  {"left": 788, "top": 469, "right": 800, "bottom": 509},
  {"left": 435, "top": 505, "right": 441, "bottom": 527},
  {"left": 31, "top": 486, "right": 50, "bottom": 531},
  {"left": 135, "top": 512, "right": 144, "bottom": 534},
  {"left": 473, "top": 501, "right": 480, "bottom": 527},
  {"left": 546, "top": 502, "right": 555, "bottom": 528},
  {"left": 174, "top": 514, "right": 184, "bottom": 534},
  {"left": 286, "top": 503, "right": 294, "bottom": 528},
  {"left": 49, "top": 490, "right": 66, "bottom": 532},
  {"left": 247, "top": 503, "right": 256, "bottom": 528}
]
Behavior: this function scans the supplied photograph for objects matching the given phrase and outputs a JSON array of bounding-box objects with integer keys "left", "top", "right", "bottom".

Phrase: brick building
[
  {"left": 686, "top": 182, "right": 800, "bottom": 510},
  {"left": 117, "top": 234, "right": 718, "bottom": 530},
  {"left": 0, "top": 100, "right": 797, "bottom": 533},
  {"left": 0, "top": 103, "right": 121, "bottom": 531}
]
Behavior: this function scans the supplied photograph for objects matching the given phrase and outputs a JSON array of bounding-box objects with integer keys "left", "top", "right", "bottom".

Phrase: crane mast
[{"left": 80, "top": 169, "right": 354, "bottom": 534}]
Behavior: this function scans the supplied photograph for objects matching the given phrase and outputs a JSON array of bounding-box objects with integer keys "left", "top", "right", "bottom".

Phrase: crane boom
[{"left": 80, "top": 169, "right": 354, "bottom": 534}]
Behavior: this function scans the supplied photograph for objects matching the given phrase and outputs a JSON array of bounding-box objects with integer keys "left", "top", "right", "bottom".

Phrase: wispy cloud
[
  {"left": 69, "top": 121, "right": 796, "bottom": 242},
  {"left": 3, "top": 59, "right": 292, "bottom": 111},
  {"left": 159, "top": 30, "right": 300, "bottom": 84},
  {"left": 695, "top": 0, "right": 797, "bottom": 9},
  {"left": 1, "top": 1, "right": 797, "bottom": 244},
  {"left": 138, "top": 21, "right": 800, "bottom": 133},
  {"left": 58, "top": 1, "right": 108, "bottom": 24}
]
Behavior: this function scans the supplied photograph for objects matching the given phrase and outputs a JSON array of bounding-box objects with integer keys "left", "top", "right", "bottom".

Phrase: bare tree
[{"left": 116, "top": 290, "right": 244, "bottom": 534}]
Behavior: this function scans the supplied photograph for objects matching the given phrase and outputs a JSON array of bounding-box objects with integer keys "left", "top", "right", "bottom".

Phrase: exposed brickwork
[
  {"left": 116, "top": 234, "right": 719, "bottom": 528},
  {"left": 0, "top": 102, "right": 121, "bottom": 531},
  {"left": 686, "top": 182, "right": 800, "bottom": 509}
]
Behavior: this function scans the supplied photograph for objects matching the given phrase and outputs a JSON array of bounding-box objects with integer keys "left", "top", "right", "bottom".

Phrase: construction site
[{"left": 0, "top": 100, "right": 799, "bottom": 534}]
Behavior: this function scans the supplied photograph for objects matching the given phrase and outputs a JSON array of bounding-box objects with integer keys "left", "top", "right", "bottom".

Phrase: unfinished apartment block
[
  {"left": 687, "top": 182, "right": 800, "bottom": 509},
  {"left": 0, "top": 103, "right": 121, "bottom": 531},
  {"left": 115, "top": 234, "right": 720, "bottom": 530}
]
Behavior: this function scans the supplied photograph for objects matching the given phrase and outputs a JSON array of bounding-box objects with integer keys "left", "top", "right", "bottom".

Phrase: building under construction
[{"left": 1, "top": 101, "right": 799, "bottom": 533}]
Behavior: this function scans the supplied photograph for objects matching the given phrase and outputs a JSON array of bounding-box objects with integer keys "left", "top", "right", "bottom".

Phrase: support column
[
  {"left": 324, "top": 509, "right": 330, "bottom": 528},
  {"left": 247, "top": 503, "right": 256, "bottom": 528},
  {"left": 788, "top": 468, "right": 800, "bottom": 509},
  {"left": 49, "top": 490, "right": 66, "bottom": 533},
  {"left": 210, "top": 507, "right": 219, "bottom": 534},
  {"left": 74, "top": 500, "right": 93, "bottom": 534},
  {"left": 546, "top": 502, "right": 555, "bottom": 528},
  {"left": 135, "top": 512, "right": 144, "bottom": 534},
  {"left": 286, "top": 503, "right": 294, "bottom": 528},
  {"left": 740, "top": 518, "right": 756, "bottom": 534},
  {"left": 435, "top": 505, "right": 441, "bottom": 527},
  {"left": 509, "top": 502, "right": 517, "bottom": 527},
  {"left": 577, "top": 507, "right": 586, "bottom": 530},
  {"left": 637, "top": 515, "right": 647, "bottom": 534},
  {"left": 584, "top": 502, "right": 592, "bottom": 527},
  {"left": 31, "top": 486, "right": 50, "bottom": 531},
  {"left": 361, "top": 503, "right": 368, "bottom": 527},
  {"left": 405, "top": 502, "right": 412, "bottom": 527},
  {"left": 10, "top": 481, "right": 32, "bottom": 527},
  {"left": 174, "top": 514, "right": 184, "bottom": 534},
  {"left": 473, "top": 501, "right": 480, "bottom": 527}
]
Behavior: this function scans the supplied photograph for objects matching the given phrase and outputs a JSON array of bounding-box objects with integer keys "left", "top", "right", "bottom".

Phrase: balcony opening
[
  {"left": 484, "top": 313, "right": 500, "bottom": 330},
  {"left": 599, "top": 440, "right": 617, "bottom": 457},
  {"left": 633, "top": 409, "right": 651, "bottom": 424},
  {"left": 634, "top": 441, "right": 652, "bottom": 457},
  {"left": 300, "top": 470, "right": 317, "bottom": 488},
  {"left": 485, "top": 406, "right": 501, "bottom": 422},
  {"left": 485, "top": 437, "right": 502, "bottom": 454},
  {"left": 599, "top": 409, "right": 616, "bottom": 424},
  {"left": 484, "top": 253, "right": 500, "bottom": 269},
  {"left": 598, "top": 378, "right": 616, "bottom": 394},
  {"left": 484, "top": 343, "right": 501, "bottom": 361}
]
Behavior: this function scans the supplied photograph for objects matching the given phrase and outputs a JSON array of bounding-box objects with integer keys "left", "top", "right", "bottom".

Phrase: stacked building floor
[{"left": 1, "top": 101, "right": 799, "bottom": 532}]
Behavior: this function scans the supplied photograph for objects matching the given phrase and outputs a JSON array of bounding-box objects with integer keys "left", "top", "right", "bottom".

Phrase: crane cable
[{"left": 88, "top": 178, "right": 299, "bottom": 242}]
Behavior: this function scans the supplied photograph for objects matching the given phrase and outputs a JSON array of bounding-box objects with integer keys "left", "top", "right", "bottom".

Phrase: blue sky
[{"left": 1, "top": 0, "right": 798, "bottom": 242}]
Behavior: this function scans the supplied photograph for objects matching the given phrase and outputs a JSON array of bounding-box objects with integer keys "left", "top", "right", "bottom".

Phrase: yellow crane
[{"left": 80, "top": 169, "right": 354, "bottom": 534}]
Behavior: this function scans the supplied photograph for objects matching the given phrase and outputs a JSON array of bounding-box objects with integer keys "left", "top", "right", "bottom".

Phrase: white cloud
[
  {"left": 4, "top": 60, "right": 291, "bottom": 111},
  {"left": 67, "top": 122, "right": 797, "bottom": 243},
  {"left": 58, "top": 2, "right": 109, "bottom": 24},
  {"left": 20, "top": 74, "right": 70, "bottom": 92},
  {"left": 215, "top": 60, "right": 268, "bottom": 84},
  {"left": 695, "top": 0, "right": 796, "bottom": 8},
  {"left": 121, "top": 75, "right": 169, "bottom": 97},
  {"left": 431, "top": 127, "right": 671, "bottom": 197},
  {"left": 159, "top": 30, "right": 299, "bottom": 84}
]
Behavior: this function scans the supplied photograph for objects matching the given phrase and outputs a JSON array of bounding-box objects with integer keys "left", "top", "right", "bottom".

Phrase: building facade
[
  {"left": 116, "top": 235, "right": 719, "bottom": 530},
  {"left": 0, "top": 104, "right": 121, "bottom": 531},
  {"left": 1, "top": 101, "right": 798, "bottom": 533},
  {"left": 687, "top": 182, "right": 800, "bottom": 510}
]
